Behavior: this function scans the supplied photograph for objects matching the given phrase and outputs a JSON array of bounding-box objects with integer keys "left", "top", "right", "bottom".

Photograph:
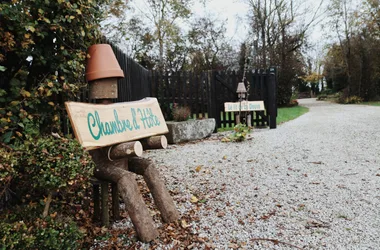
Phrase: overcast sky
[
  {"left": 124, "top": 0, "right": 340, "bottom": 61},
  {"left": 192, "top": 0, "right": 250, "bottom": 44},
  {"left": 191, "top": 0, "right": 332, "bottom": 58}
]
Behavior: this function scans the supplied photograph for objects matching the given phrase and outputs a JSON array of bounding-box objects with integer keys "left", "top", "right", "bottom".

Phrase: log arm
[
  {"left": 128, "top": 157, "right": 180, "bottom": 223},
  {"left": 90, "top": 148, "right": 158, "bottom": 242}
]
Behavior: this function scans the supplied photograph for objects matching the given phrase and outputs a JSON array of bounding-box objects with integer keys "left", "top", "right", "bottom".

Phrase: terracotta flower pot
[{"left": 85, "top": 44, "right": 124, "bottom": 82}]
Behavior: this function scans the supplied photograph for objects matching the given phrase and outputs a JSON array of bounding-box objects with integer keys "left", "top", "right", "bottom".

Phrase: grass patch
[
  {"left": 360, "top": 101, "right": 380, "bottom": 106},
  {"left": 218, "top": 126, "right": 235, "bottom": 132},
  {"left": 277, "top": 106, "right": 309, "bottom": 125}
]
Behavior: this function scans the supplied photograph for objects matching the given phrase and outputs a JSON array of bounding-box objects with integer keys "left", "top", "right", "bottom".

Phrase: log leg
[
  {"left": 111, "top": 182, "right": 120, "bottom": 221},
  {"left": 117, "top": 172, "right": 159, "bottom": 241},
  {"left": 90, "top": 149, "right": 158, "bottom": 242},
  {"left": 128, "top": 158, "right": 179, "bottom": 223}
]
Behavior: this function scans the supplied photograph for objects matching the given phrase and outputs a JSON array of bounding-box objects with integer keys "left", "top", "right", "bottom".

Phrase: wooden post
[
  {"left": 93, "top": 182, "right": 100, "bottom": 221},
  {"left": 235, "top": 113, "right": 240, "bottom": 125},
  {"left": 101, "top": 182, "right": 110, "bottom": 227},
  {"left": 247, "top": 113, "right": 252, "bottom": 127},
  {"left": 111, "top": 182, "right": 120, "bottom": 221},
  {"left": 268, "top": 67, "right": 277, "bottom": 129},
  {"left": 207, "top": 71, "right": 218, "bottom": 132}
]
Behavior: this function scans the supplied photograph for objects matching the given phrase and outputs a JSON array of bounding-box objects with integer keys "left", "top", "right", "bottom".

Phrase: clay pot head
[{"left": 85, "top": 44, "right": 124, "bottom": 82}]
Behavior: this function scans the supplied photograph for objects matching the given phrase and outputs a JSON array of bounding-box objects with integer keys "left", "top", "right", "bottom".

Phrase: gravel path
[{"left": 123, "top": 99, "right": 380, "bottom": 249}]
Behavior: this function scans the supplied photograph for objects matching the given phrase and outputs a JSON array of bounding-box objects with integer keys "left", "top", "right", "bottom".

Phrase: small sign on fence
[
  {"left": 65, "top": 97, "right": 168, "bottom": 150},
  {"left": 224, "top": 101, "right": 265, "bottom": 112}
]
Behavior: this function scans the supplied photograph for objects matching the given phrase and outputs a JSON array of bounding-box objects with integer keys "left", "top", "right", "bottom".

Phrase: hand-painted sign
[
  {"left": 224, "top": 101, "right": 265, "bottom": 112},
  {"left": 65, "top": 98, "right": 168, "bottom": 150}
]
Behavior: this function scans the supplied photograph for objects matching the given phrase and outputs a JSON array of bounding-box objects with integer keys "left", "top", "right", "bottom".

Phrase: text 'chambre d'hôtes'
[{"left": 87, "top": 107, "right": 161, "bottom": 140}]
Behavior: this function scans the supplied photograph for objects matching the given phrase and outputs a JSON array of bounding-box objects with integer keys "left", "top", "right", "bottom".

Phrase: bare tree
[{"left": 245, "top": 0, "right": 324, "bottom": 104}]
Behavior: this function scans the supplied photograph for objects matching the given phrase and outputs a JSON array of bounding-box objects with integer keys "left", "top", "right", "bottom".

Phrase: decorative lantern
[
  {"left": 85, "top": 44, "right": 124, "bottom": 100},
  {"left": 236, "top": 82, "right": 247, "bottom": 100}
]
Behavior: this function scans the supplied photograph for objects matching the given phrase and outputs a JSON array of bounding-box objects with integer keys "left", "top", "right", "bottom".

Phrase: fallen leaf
[
  {"left": 221, "top": 137, "right": 230, "bottom": 142},
  {"left": 217, "top": 211, "right": 225, "bottom": 217},
  {"left": 181, "top": 219, "right": 190, "bottom": 228},
  {"left": 190, "top": 195, "right": 198, "bottom": 203},
  {"left": 100, "top": 226, "right": 108, "bottom": 233},
  {"left": 228, "top": 243, "right": 239, "bottom": 249}
]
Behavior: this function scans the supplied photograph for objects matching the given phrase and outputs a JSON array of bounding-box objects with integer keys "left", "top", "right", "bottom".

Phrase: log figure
[
  {"left": 85, "top": 50, "right": 176, "bottom": 242},
  {"left": 90, "top": 136, "right": 178, "bottom": 243}
]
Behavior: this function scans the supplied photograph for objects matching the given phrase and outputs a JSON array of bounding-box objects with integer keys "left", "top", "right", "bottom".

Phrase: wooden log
[
  {"left": 109, "top": 141, "right": 143, "bottom": 160},
  {"left": 141, "top": 135, "right": 168, "bottom": 150},
  {"left": 93, "top": 183, "right": 100, "bottom": 221},
  {"left": 111, "top": 182, "right": 120, "bottom": 221},
  {"left": 128, "top": 158, "right": 179, "bottom": 223},
  {"left": 101, "top": 182, "right": 110, "bottom": 227},
  {"left": 90, "top": 149, "right": 158, "bottom": 242}
]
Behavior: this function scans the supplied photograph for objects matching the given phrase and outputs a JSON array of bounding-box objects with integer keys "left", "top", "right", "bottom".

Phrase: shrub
[
  {"left": 0, "top": 0, "right": 108, "bottom": 144},
  {"left": 337, "top": 90, "right": 363, "bottom": 104},
  {"left": 9, "top": 136, "right": 94, "bottom": 215},
  {"left": 342, "top": 96, "right": 363, "bottom": 104},
  {"left": 288, "top": 99, "right": 299, "bottom": 106},
  {"left": 0, "top": 146, "right": 18, "bottom": 209},
  {"left": 0, "top": 135, "right": 94, "bottom": 249},
  {"left": 317, "top": 94, "right": 327, "bottom": 100},
  {"left": 221, "top": 123, "right": 252, "bottom": 142},
  {"left": 172, "top": 105, "right": 191, "bottom": 121},
  {"left": 319, "top": 89, "right": 334, "bottom": 96},
  {"left": 0, "top": 214, "right": 83, "bottom": 249}
]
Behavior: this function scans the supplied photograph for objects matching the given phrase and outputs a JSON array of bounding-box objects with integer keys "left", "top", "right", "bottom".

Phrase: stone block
[{"left": 165, "top": 118, "right": 215, "bottom": 144}]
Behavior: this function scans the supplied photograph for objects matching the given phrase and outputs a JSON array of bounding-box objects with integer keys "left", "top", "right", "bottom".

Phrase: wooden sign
[
  {"left": 224, "top": 101, "right": 265, "bottom": 112},
  {"left": 65, "top": 98, "right": 168, "bottom": 150}
]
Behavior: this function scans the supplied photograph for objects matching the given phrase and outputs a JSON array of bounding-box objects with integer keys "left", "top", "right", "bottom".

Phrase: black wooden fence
[{"left": 150, "top": 69, "right": 277, "bottom": 130}]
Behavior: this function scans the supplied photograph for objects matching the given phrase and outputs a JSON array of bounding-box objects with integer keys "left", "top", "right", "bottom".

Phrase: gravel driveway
[{"left": 134, "top": 99, "right": 380, "bottom": 249}]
